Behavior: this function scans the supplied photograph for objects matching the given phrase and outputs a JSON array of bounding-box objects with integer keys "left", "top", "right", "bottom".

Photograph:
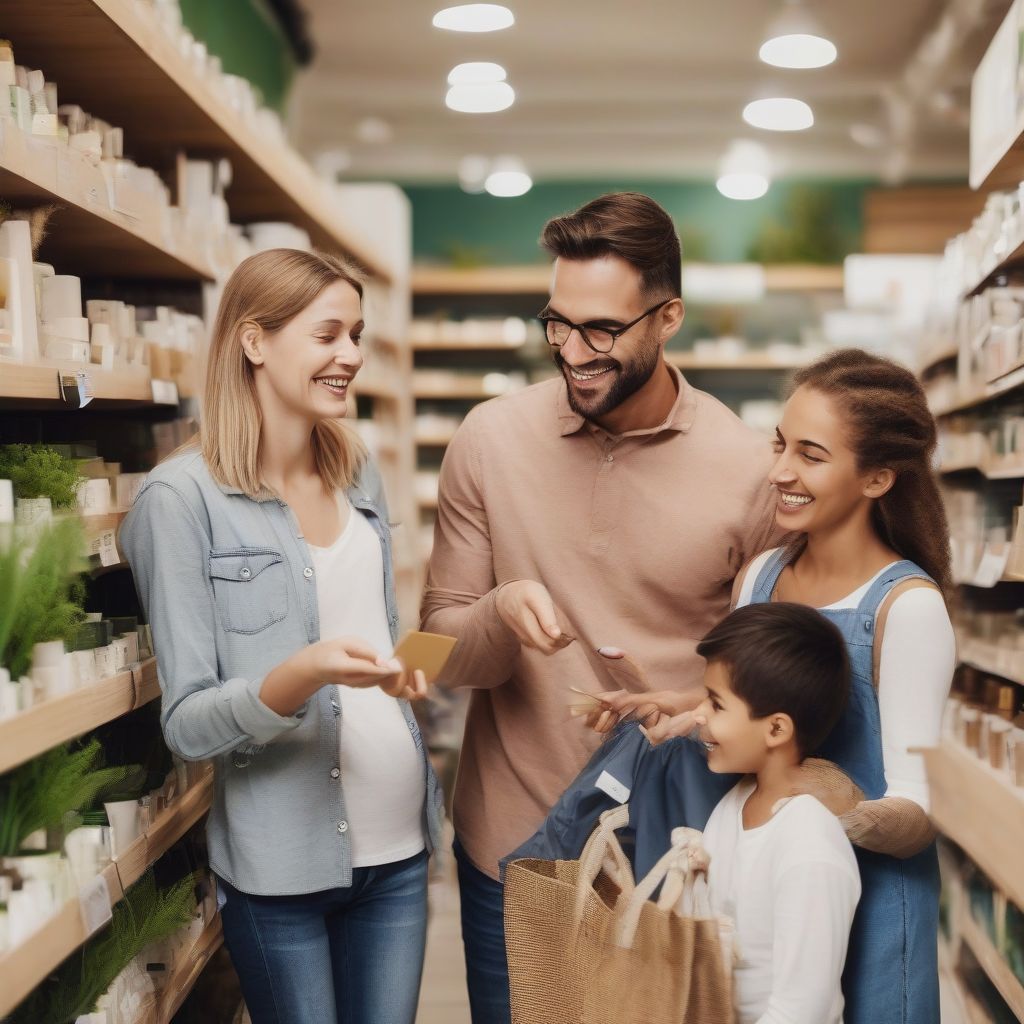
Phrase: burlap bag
[{"left": 505, "top": 806, "right": 734, "bottom": 1024}]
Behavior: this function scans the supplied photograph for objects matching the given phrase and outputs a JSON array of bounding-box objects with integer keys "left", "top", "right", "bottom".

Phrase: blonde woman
[{"left": 121, "top": 249, "right": 443, "bottom": 1024}]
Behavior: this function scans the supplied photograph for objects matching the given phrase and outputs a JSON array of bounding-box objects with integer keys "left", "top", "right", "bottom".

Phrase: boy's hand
[{"left": 787, "top": 758, "right": 864, "bottom": 816}]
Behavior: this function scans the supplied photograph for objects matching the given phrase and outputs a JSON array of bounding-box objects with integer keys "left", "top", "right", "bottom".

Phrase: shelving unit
[
  {"left": 155, "top": 914, "right": 224, "bottom": 1024},
  {"left": 0, "top": 772, "right": 213, "bottom": 1018},
  {"left": 2, "top": 0, "right": 389, "bottom": 279},
  {"left": 0, "top": 657, "right": 160, "bottom": 774},
  {"left": 0, "top": 362, "right": 177, "bottom": 406},
  {"left": 960, "top": 912, "right": 1024, "bottom": 1019},
  {"left": 922, "top": 741, "right": 1024, "bottom": 912}
]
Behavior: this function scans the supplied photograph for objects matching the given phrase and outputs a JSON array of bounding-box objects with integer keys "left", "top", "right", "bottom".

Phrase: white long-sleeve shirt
[
  {"left": 702, "top": 780, "right": 861, "bottom": 1024},
  {"left": 738, "top": 550, "right": 956, "bottom": 812}
]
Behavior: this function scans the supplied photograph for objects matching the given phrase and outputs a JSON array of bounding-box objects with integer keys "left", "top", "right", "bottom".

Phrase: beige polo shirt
[{"left": 422, "top": 364, "right": 780, "bottom": 878}]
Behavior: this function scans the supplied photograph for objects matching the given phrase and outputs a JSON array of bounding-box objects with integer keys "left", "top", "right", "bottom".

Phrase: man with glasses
[{"left": 422, "top": 191, "right": 779, "bottom": 1024}]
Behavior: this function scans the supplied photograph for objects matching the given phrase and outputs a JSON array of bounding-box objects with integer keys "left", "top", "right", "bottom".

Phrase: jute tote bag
[{"left": 505, "top": 806, "right": 734, "bottom": 1024}]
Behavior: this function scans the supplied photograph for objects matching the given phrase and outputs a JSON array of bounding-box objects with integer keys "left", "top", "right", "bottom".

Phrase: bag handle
[
  {"left": 572, "top": 804, "right": 633, "bottom": 925},
  {"left": 613, "top": 827, "right": 708, "bottom": 949}
]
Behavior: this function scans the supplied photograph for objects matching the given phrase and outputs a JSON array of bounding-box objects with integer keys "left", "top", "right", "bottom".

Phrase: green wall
[
  {"left": 402, "top": 178, "right": 875, "bottom": 266},
  {"left": 179, "top": 0, "right": 297, "bottom": 112}
]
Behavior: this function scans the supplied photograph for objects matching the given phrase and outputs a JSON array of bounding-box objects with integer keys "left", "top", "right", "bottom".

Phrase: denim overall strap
[{"left": 747, "top": 546, "right": 793, "bottom": 604}]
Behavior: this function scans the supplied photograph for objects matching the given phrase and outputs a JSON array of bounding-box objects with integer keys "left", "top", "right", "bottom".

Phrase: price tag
[
  {"left": 595, "top": 770, "right": 631, "bottom": 804},
  {"left": 98, "top": 529, "right": 120, "bottom": 567},
  {"left": 151, "top": 380, "right": 179, "bottom": 405},
  {"left": 78, "top": 873, "right": 113, "bottom": 937}
]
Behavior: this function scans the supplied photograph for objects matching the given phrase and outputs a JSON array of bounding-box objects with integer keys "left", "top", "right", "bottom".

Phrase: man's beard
[{"left": 554, "top": 333, "right": 662, "bottom": 421}]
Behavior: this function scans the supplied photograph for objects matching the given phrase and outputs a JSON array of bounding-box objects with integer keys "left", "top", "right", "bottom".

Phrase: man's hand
[
  {"left": 495, "top": 580, "right": 574, "bottom": 655},
  {"left": 787, "top": 757, "right": 865, "bottom": 816}
]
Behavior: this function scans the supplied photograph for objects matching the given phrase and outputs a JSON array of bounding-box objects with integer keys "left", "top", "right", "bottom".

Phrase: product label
[
  {"left": 79, "top": 873, "right": 113, "bottom": 937},
  {"left": 974, "top": 546, "right": 1010, "bottom": 587},
  {"left": 91, "top": 529, "right": 120, "bottom": 567},
  {"left": 595, "top": 770, "right": 630, "bottom": 804}
]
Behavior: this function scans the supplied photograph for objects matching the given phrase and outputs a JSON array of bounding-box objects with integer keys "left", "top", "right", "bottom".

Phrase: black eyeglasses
[{"left": 537, "top": 299, "right": 673, "bottom": 355}]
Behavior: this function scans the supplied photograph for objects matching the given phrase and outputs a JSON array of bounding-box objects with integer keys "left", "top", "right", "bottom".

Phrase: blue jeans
[
  {"left": 454, "top": 839, "right": 511, "bottom": 1024},
  {"left": 218, "top": 850, "right": 428, "bottom": 1024}
]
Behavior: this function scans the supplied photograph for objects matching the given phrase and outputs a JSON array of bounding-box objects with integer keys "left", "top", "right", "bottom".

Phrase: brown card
[{"left": 392, "top": 631, "right": 458, "bottom": 685}]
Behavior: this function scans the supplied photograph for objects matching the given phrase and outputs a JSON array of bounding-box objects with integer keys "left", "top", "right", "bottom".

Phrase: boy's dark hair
[
  {"left": 539, "top": 192, "right": 682, "bottom": 300},
  {"left": 696, "top": 602, "right": 850, "bottom": 757}
]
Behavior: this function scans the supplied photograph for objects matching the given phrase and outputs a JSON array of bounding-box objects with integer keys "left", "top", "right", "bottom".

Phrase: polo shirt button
[
  {"left": 337, "top": 820, "right": 349, "bottom": 834},
  {"left": 303, "top": 567, "right": 314, "bottom": 578},
  {"left": 240, "top": 567, "right": 251, "bottom": 579},
  {"left": 330, "top": 767, "right": 341, "bottom": 780},
  {"left": 606, "top": 454, "right": 614, "bottom": 463}
]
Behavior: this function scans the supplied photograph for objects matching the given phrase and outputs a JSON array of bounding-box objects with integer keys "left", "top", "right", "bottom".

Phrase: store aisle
[{"left": 418, "top": 844, "right": 472, "bottom": 1024}]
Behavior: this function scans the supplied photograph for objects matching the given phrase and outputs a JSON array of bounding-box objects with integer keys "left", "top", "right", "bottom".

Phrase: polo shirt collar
[{"left": 555, "top": 362, "right": 696, "bottom": 438}]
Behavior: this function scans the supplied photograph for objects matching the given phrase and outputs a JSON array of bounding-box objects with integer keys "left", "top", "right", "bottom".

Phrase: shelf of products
[
  {"left": 0, "top": 657, "right": 160, "bottom": 775},
  {"left": 156, "top": 913, "right": 224, "bottom": 1024},
  {"left": 961, "top": 910, "right": 1024, "bottom": 1019},
  {"left": 0, "top": 124, "right": 213, "bottom": 281},
  {"left": 922, "top": 740, "right": 1024, "bottom": 912},
  {"left": 0, "top": 362, "right": 178, "bottom": 406},
  {"left": 413, "top": 371, "right": 523, "bottom": 400},
  {"left": 0, "top": 772, "right": 213, "bottom": 1018},
  {"left": 664, "top": 351, "right": 811, "bottom": 372},
  {"left": 3, "top": 0, "right": 389, "bottom": 280}
]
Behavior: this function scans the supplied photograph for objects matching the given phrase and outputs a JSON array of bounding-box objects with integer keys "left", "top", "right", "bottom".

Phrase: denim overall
[{"left": 749, "top": 549, "right": 941, "bottom": 1024}]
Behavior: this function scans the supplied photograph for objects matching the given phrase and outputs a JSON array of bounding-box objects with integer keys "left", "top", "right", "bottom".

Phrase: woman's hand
[
  {"left": 308, "top": 638, "right": 430, "bottom": 700},
  {"left": 640, "top": 710, "right": 702, "bottom": 747}
]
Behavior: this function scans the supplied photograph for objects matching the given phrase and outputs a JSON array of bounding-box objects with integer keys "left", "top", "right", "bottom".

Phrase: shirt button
[
  {"left": 330, "top": 768, "right": 341, "bottom": 780},
  {"left": 337, "top": 821, "right": 349, "bottom": 834},
  {"left": 303, "top": 566, "right": 314, "bottom": 578},
  {"left": 606, "top": 454, "right": 614, "bottom": 463},
  {"left": 240, "top": 567, "right": 251, "bottom": 579}
]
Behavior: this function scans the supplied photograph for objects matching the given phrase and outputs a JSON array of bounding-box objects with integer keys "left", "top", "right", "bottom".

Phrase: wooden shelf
[
  {"left": 665, "top": 351, "right": 809, "bottom": 371},
  {"left": 941, "top": 458, "right": 1024, "bottom": 480},
  {"left": 2, "top": 0, "right": 390, "bottom": 280},
  {"left": 0, "top": 657, "right": 160, "bottom": 775},
  {"left": 931, "top": 360, "right": 1024, "bottom": 417},
  {"left": 411, "top": 263, "right": 844, "bottom": 296},
  {"left": 0, "top": 361, "right": 177, "bottom": 406},
  {"left": 920, "top": 345, "right": 960, "bottom": 375},
  {"left": 354, "top": 376, "right": 401, "bottom": 401},
  {"left": 156, "top": 914, "right": 224, "bottom": 1024},
  {"left": 416, "top": 428, "right": 458, "bottom": 447},
  {"left": 0, "top": 126, "right": 212, "bottom": 281},
  {"left": 0, "top": 772, "right": 213, "bottom": 1018},
  {"left": 922, "top": 740, "right": 1024, "bottom": 911},
  {"left": 414, "top": 372, "right": 521, "bottom": 400},
  {"left": 412, "top": 338, "right": 526, "bottom": 352},
  {"left": 961, "top": 911, "right": 1024, "bottom": 1020}
]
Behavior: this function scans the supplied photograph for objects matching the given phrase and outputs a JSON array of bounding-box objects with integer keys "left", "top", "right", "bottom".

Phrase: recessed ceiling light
[
  {"left": 485, "top": 169, "right": 532, "bottom": 197},
  {"left": 485, "top": 157, "right": 531, "bottom": 196},
  {"left": 717, "top": 141, "right": 771, "bottom": 201},
  {"left": 433, "top": 4, "right": 514, "bottom": 32},
  {"left": 743, "top": 97, "right": 814, "bottom": 131},
  {"left": 759, "top": 1, "right": 836, "bottom": 68},
  {"left": 448, "top": 62, "right": 507, "bottom": 85},
  {"left": 445, "top": 81, "right": 515, "bottom": 113}
]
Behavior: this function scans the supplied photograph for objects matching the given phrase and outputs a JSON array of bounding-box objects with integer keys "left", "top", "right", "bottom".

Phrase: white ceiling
[{"left": 288, "top": 0, "right": 1011, "bottom": 184}]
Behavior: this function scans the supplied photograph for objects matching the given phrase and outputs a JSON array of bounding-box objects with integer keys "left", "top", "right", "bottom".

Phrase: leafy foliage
[
  {"left": 11, "top": 869, "right": 199, "bottom": 1024},
  {"left": 747, "top": 186, "right": 846, "bottom": 264},
  {"left": 0, "top": 739, "right": 144, "bottom": 857},
  {"left": 0, "top": 444, "right": 83, "bottom": 509},
  {"left": 0, "top": 518, "right": 86, "bottom": 678}
]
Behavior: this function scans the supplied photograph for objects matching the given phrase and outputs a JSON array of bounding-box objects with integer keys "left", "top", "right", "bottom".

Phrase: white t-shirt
[
  {"left": 309, "top": 498, "right": 425, "bottom": 868},
  {"left": 737, "top": 549, "right": 956, "bottom": 811},
  {"left": 702, "top": 779, "right": 861, "bottom": 1024}
]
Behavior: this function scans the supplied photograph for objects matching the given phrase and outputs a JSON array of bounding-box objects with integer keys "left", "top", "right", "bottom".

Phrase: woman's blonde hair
[{"left": 200, "top": 248, "right": 367, "bottom": 497}]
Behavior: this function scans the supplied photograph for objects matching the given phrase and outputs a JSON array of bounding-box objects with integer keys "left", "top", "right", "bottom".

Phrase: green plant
[
  {"left": 0, "top": 444, "right": 82, "bottom": 509},
  {"left": 0, "top": 518, "right": 86, "bottom": 678},
  {"left": 746, "top": 186, "right": 846, "bottom": 264},
  {"left": 11, "top": 869, "right": 199, "bottom": 1024},
  {"left": 0, "top": 739, "right": 144, "bottom": 857}
]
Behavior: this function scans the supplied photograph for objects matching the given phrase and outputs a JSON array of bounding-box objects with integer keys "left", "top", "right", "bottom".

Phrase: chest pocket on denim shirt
[{"left": 208, "top": 548, "right": 289, "bottom": 634}]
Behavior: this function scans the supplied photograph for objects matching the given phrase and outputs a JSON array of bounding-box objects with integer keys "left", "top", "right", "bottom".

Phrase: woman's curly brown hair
[{"left": 791, "top": 348, "right": 952, "bottom": 595}]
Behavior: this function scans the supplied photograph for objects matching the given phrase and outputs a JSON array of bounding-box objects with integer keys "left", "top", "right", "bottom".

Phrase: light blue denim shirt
[{"left": 119, "top": 448, "right": 444, "bottom": 896}]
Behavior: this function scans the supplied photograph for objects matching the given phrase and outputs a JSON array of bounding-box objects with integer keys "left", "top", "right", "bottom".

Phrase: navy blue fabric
[{"left": 501, "top": 719, "right": 735, "bottom": 881}]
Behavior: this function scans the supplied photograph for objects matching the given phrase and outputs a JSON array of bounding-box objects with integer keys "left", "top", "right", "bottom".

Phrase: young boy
[{"left": 694, "top": 602, "right": 861, "bottom": 1024}]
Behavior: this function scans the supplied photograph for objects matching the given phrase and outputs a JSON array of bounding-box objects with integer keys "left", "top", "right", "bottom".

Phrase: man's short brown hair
[{"left": 540, "top": 192, "right": 682, "bottom": 299}]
